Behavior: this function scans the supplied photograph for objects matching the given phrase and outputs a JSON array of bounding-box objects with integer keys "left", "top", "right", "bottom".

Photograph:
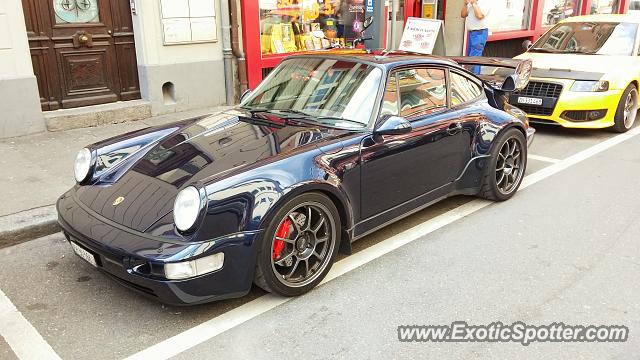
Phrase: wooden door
[{"left": 22, "top": 0, "right": 140, "bottom": 110}]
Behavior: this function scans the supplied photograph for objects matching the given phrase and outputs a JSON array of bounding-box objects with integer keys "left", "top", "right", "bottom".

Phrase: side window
[
  {"left": 380, "top": 74, "right": 399, "bottom": 117},
  {"left": 450, "top": 72, "right": 483, "bottom": 106},
  {"left": 396, "top": 68, "right": 447, "bottom": 119}
]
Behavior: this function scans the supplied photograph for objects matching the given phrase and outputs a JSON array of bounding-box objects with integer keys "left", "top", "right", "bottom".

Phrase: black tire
[
  {"left": 478, "top": 128, "right": 527, "bottom": 201},
  {"left": 610, "top": 84, "right": 638, "bottom": 133},
  {"left": 253, "top": 192, "right": 341, "bottom": 297}
]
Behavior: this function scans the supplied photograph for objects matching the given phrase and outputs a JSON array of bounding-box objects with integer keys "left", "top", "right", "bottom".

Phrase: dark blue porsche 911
[{"left": 57, "top": 52, "right": 534, "bottom": 305}]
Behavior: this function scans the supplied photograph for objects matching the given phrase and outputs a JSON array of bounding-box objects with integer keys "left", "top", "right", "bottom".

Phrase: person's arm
[
  {"left": 461, "top": 0, "right": 470, "bottom": 18},
  {"left": 469, "top": 0, "right": 486, "bottom": 19}
]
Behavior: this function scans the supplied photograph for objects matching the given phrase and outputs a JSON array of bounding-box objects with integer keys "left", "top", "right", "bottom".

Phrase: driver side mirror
[
  {"left": 522, "top": 40, "right": 533, "bottom": 51},
  {"left": 374, "top": 115, "right": 412, "bottom": 136}
]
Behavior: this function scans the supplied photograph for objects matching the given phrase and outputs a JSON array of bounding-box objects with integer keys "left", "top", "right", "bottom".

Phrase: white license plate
[
  {"left": 70, "top": 241, "right": 98, "bottom": 267},
  {"left": 517, "top": 96, "right": 543, "bottom": 105}
]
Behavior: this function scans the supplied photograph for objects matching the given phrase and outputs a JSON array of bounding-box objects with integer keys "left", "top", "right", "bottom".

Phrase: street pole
[
  {"left": 220, "top": 0, "right": 234, "bottom": 105},
  {"left": 389, "top": 0, "right": 397, "bottom": 50},
  {"left": 364, "top": 0, "right": 386, "bottom": 50}
]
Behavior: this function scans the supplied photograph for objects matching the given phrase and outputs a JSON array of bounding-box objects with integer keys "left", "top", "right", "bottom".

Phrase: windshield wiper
[
  {"left": 528, "top": 47, "right": 558, "bottom": 53},
  {"left": 267, "top": 109, "right": 366, "bottom": 129},
  {"left": 529, "top": 47, "right": 578, "bottom": 54},
  {"left": 268, "top": 109, "right": 315, "bottom": 117},
  {"left": 530, "top": 47, "right": 598, "bottom": 55},
  {"left": 239, "top": 105, "right": 269, "bottom": 112}
]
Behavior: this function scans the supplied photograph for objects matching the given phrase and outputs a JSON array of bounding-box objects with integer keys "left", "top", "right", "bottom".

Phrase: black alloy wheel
[
  {"left": 478, "top": 128, "right": 527, "bottom": 201},
  {"left": 254, "top": 193, "right": 340, "bottom": 296},
  {"left": 495, "top": 137, "right": 525, "bottom": 195}
]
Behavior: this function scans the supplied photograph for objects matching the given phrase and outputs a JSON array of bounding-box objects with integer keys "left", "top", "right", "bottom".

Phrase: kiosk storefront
[
  {"left": 241, "top": 0, "right": 385, "bottom": 88},
  {"left": 403, "top": 0, "right": 633, "bottom": 57}
]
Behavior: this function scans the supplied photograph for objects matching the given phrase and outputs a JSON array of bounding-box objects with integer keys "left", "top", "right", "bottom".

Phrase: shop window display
[
  {"left": 589, "top": 0, "right": 620, "bottom": 14},
  {"left": 259, "top": 0, "right": 367, "bottom": 55},
  {"left": 541, "top": 0, "right": 581, "bottom": 26},
  {"left": 485, "top": 0, "right": 532, "bottom": 32}
]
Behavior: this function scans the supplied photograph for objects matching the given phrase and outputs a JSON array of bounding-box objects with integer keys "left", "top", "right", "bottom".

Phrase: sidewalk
[{"left": 0, "top": 105, "right": 230, "bottom": 247}]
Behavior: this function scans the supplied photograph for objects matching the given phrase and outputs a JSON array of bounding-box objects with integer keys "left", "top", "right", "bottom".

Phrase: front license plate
[
  {"left": 517, "top": 96, "right": 543, "bottom": 106},
  {"left": 70, "top": 241, "right": 98, "bottom": 267}
]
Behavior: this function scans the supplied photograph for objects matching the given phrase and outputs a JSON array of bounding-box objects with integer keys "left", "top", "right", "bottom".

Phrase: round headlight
[
  {"left": 173, "top": 186, "right": 203, "bottom": 232},
  {"left": 74, "top": 148, "right": 93, "bottom": 183}
]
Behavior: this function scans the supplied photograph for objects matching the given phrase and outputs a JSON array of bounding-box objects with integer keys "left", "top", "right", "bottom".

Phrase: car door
[{"left": 357, "top": 66, "right": 471, "bottom": 234}]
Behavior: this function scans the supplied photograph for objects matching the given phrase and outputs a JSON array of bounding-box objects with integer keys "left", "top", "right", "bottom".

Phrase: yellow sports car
[{"left": 512, "top": 15, "right": 640, "bottom": 132}]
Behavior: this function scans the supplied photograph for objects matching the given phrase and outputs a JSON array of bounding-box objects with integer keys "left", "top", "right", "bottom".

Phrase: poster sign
[
  {"left": 366, "top": 0, "right": 374, "bottom": 12},
  {"left": 398, "top": 17, "right": 443, "bottom": 55},
  {"left": 421, "top": 0, "right": 436, "bottom": 19}
]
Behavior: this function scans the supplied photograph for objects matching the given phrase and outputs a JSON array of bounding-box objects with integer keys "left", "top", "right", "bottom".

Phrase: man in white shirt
[{"left": 461, "top": 0, "right": 491, "bottom": 73}]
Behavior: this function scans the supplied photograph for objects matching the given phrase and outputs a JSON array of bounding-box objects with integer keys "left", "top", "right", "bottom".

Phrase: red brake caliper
[{"left": 272, "top": 218, "right": 292, "bottom": 260}]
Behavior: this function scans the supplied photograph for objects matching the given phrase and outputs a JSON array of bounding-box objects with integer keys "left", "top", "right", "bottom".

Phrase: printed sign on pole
[
  {"left": 398, "top": 17, "right": 445, "bottom": 55},
  {"left": 366, "top": 0, "right": 374, "bottom": 12}
]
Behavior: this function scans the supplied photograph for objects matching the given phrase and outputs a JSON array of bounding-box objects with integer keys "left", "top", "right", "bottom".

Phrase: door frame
[{"left": 22, "top": 0, "right": 141, "bottom": 111}]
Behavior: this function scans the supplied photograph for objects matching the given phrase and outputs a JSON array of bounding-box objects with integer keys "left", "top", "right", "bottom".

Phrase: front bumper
[
  {"left": 57, "top": 191, "right": 260, "bottom": 305},
  {"left": 515, "top": 77, "right": 623, "bottom": 129}
]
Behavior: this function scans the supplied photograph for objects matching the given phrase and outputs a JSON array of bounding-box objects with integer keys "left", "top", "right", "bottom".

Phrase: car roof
[
  {"left": 560, "top": 14, "right": 640, "bottom": 24},
  {"left": 286, "top": 50, "right": 460, "bottom": 70}
]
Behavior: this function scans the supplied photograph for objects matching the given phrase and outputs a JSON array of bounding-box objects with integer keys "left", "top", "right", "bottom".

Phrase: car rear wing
[
  {"left": 448, "top": 57, "right": 532, "bottom": 111},
  {"left": 448, "top": 57, "right": 532, "bottom": 92}
]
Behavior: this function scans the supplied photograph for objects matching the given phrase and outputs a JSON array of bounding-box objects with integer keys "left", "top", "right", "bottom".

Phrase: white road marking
[
  {"left": 528, "top": 154, "right": 560, "bottom": 163},
  {"left": 125, "top": 295, "right": 289, "bottom": 360},
  {"left": 124, "top": 125, "right": 640, "bottom": 360},
  {"left": 0, "top": 289, "right": 61, "bottom": 360},
  {"left": 521, "top": 126, "right": 640, "bottom": 190}
]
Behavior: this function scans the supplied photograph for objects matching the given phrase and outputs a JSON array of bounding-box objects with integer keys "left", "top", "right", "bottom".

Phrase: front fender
[
  {"left": 255, "top": 180, "right": 355, "bottom": 233},
  {"left": 196, "top": 151, "right": 355, "bottom": 243},
  {"left": 89, "top": 118, "right": 201, "bottom": 184}
]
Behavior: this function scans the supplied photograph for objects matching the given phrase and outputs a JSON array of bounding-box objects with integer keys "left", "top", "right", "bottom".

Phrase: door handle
[
  {"left": 446, "top": 122, "right": 463, "bottom": 135},
  {"left": 107, "top": 30, "right": 113, "bottom": 35}
]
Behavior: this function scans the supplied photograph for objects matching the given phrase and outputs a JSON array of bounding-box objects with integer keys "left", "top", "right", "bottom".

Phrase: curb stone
[{"left": 0, "top": 205, "right": 60, "bottom": 249}]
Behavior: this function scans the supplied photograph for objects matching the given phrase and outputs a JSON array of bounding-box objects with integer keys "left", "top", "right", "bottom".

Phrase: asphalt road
[{"left": 1, "top": 124, "right": 639, "bottom": 359}]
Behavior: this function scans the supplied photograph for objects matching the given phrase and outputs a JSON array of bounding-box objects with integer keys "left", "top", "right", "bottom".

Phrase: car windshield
[
  {"left": 530, "top": 22, "right": 638, "bottom": 56},
  {"left": 242, "top": 57, "right": 382, "bottom": 129}
]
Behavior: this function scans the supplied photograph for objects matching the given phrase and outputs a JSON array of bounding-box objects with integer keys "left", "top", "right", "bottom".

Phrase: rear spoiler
[{"left": 448, "top": 57, "right": 532, "bottom": 92}]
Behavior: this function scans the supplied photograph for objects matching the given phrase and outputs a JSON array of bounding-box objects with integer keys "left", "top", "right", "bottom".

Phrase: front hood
[
  {"left": 76, "top": 109, "right": 350, "bottom": 232},
  {"left": 515, "top": 53, "right": 636, "bottom": 79}
]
